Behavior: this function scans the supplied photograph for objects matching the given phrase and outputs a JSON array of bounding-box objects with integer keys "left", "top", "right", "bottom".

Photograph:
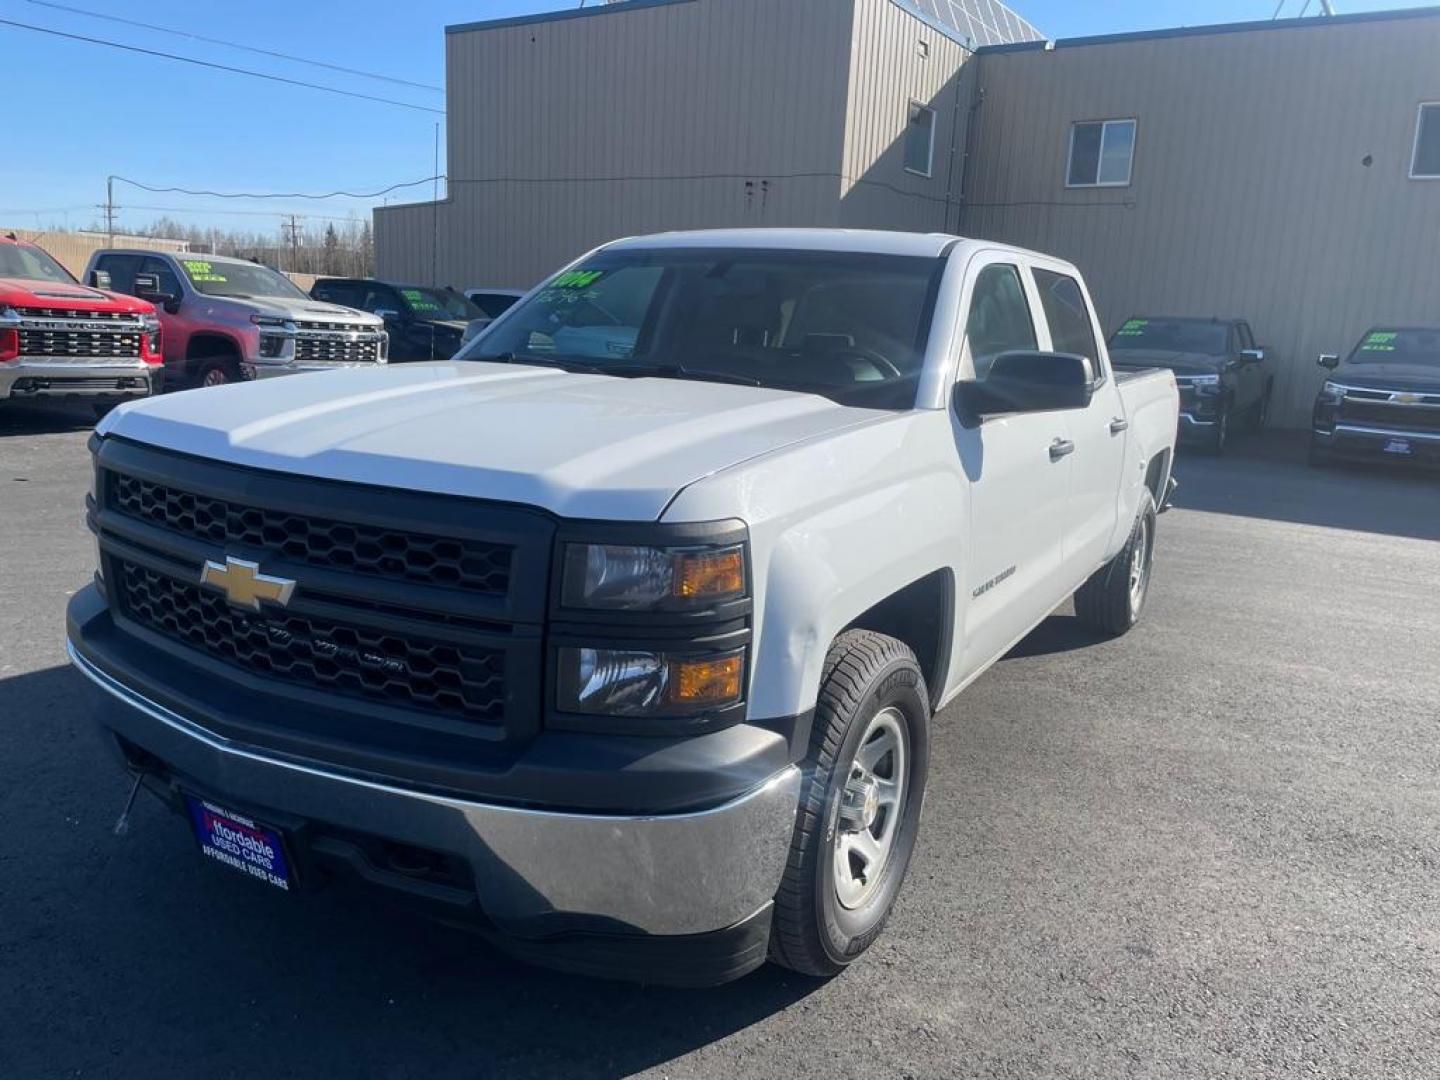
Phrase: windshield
[
  {"left": 458, "top": 248, "right": 943, "bottom": 407},
  {"left": 179, "top": 258, "right": 307, "bottom": 300},
  {"left": 1348, "top": 328, "right": 1440, "bottom": 367},
  {"left": 0, "top": 243, "right": 77, "bottom": 285},
  {"left": 1110, "top": 318, "right": 1228, "bottom": 357},
  {"left": 399, "top": 286, "right": 484, "bottom": 321}
]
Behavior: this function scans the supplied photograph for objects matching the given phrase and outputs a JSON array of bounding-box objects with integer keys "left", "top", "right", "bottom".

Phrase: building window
[
  {"left": 904, "top": 102, "right": 935, "bottom": 177},
  {"left": 1410, "top": 103, "right": 1440, "bottom": 179},
  {"left": 1067, "top": 118, "right": 1136, "bottom": 187}
]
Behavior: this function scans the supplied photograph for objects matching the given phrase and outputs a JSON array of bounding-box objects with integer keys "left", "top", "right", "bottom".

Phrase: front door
[{"left": 954, "top": 255, "right": 1075, "bottom": 675}]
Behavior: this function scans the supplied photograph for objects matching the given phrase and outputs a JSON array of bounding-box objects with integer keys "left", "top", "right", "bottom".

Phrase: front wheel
[
  {"left": 769, "top": 630, "right": 929, "bottom": 978},
  {"left": 196, "top": 360, "right": 238, "bottom": 388},
  {"left": 1208, "top": 407, "right": 1230, "bottom": 455},
  {"left": 1074, "top": 488, "right": 1157, "bottom": 636}
]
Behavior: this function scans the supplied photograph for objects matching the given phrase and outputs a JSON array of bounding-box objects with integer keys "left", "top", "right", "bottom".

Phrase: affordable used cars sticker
[
  {"left": 1115, "top": 318, "right": 1148, "bottom": 336},
  {"left": 1360, "top": 331, "right": 1397, "bottom": 352},
  {"left": 401, "top": 288, "right": 440, "bottom": 312}
]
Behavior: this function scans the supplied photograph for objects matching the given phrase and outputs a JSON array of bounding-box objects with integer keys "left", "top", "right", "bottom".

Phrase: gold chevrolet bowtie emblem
[
  {"left": 1391, "top": 392, "right": 1423, "bottom": 404},
  {"left": 200, "top": 557, "right": 296, "bottom": 612}
]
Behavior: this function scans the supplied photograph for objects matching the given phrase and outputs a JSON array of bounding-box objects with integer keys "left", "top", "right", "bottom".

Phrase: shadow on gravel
[
  {"left": 1170, "top": 429, "right": 1440, "bottom": 541},
  {"left": 1, "top": 663, "right": 820, "bottom": 1080}
]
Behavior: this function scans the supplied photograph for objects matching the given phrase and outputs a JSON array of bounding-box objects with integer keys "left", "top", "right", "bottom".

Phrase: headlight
[
  {"left": 556, "top": 647, "right": 744, "bottom": 716},
  {"left": 1319, "top": 380, "right": 1347, "bottom": 404},
  {"left": 140, "top": 314, "right": 160, "bottom": 333},
  {"left": 561, "top": 543, "right": 746, "bottom": 611},
  {"left": 258, "top": 334, "right": 288, "bottom": 359}
]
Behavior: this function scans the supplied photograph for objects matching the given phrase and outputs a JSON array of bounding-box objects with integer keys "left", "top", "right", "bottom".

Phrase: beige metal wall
[
  {"left": 6, "top": 229, "right": 188, "bottom": 279},
  {"left": 838, "top": 0, "right": 974, "bottom": 233},
  {"left": 962, "top": 14, "right": 1440, "bottom": 427},
  {"left": 377, "top": 0, "right": 858, "bottom": 289}
]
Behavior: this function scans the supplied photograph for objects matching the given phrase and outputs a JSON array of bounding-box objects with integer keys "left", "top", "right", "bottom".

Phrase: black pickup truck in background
[
  {"left": 1312, "top": 327, "right": 1440, "bottom": 468},
  {"left": 311, "top": 278, "right": 489, "bottom": 363},
  {"left": 1107, "top": 316, "right": 1273, "bottom": 454}
]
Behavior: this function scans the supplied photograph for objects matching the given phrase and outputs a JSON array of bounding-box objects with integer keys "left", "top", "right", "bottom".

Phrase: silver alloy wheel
[
  {"left": 833, "top": 706, "right": 908, "bottom": 910},
  {"left": 1128, "top": 514, "right": 1152, "bottom": 615},
  {"left": 201, "top": 367, "right": 229, "bottom": 388}
]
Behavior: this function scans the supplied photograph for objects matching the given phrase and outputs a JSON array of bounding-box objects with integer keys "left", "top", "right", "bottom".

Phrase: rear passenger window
[
  {"left": 1032, "top": 268, "right": 1100, "bottom": 374},
  {"left": 964, "top": 264, "right": 1037, "bottom": 378}
]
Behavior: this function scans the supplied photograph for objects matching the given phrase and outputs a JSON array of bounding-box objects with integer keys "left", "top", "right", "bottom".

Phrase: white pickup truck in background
[{"left": 68, "top": 229, "right": 1178, "bottom": 985}]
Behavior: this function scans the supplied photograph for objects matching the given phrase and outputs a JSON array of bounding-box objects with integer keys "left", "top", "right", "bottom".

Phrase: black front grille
[
  {"left": 1340, "top": 400, "right": 1440, "bottom": 433},
  {"left": 112, "top": 473, "right": 512, "bottom": 595},
  {"left": 294, "top": 335, "right": 381, "bottom": 364},
  {"left": 116, "top": 561, "right": 506, "bottom": 722},
  {"left": 18, "top": 328, "right": 142, "bottom": 358}
]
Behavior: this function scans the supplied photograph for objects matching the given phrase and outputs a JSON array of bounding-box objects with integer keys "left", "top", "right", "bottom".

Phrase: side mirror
[
  {"left": 1317, "top": 353, "right": 1340, "bottom": 371},
  {"left": 88, "top": 269, "right": 112, "bottom": 290},
  {"left": 133, "top": 273, "right": 179, "bottom": 310},
  {"left": 954, "top": 351, "right": 1096, "bottom": 422},
  {"left": 1240, "top": 347, "right": 1265, "bottom": 363},
  {"left": 373, "top": 308, "right": 400, "bottom": 322}
]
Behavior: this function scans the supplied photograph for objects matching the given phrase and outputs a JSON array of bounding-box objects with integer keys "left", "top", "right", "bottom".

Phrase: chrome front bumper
[
  {"left": 243, "top": 360, "right": 387, "bottom": 380},
  {"left": 67, "top": 640, "right": 801, "bottom": 939},
  {"left": 1, "top": 357, "right": 160, "bottom": 398}
]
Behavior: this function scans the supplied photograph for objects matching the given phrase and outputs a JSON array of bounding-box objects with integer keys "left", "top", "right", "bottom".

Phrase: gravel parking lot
[{"left": 3, "top": 402, "right": 1438, "bottom": 1079}]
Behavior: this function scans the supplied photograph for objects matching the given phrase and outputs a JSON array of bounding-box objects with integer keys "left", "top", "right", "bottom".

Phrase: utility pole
[
  {"left": 102, "top": 175, "right": 117, "bottom": 245},
  {"left": 281, "top": 214, "right": 302, "bottom": 272},
  {"left": 431, "top": 121, "right": 440, "bottom": 287}
]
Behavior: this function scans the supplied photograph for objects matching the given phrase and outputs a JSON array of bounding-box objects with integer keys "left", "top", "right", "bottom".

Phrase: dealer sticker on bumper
[
  {"left": 184, "top": 796, "right": 291, "bottom": 890},
  {"left": 1382, "top": 438, "right": 1413, "bottom": 455}
]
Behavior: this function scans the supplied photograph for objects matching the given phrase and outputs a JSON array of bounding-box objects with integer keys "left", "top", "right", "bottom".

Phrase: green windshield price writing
[
  {"left": 1116, "top": 319, "right": 1148, "bottom": 336},
  {"left": 1360, "top": 331, "right": 1397, "bottom": 352},
  {"left": 182, "top": 260, "right": 226, "bottom": 283},
  {"left": 549, "top": 270, "right": 605, "bottom": 289},
  {"left": 401, "top": 288, "right": 440, "bottom": 312}
]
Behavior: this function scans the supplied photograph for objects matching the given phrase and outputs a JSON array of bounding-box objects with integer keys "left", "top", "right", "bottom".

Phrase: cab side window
[
  {"left": 1237, "top": 322, "right": 1255, "bottom": 351},
  {"left": 964, "top": 263, "right": 1038, "bottom": 378},
  {"left": 314, "top": 281, "right": 359, "bottom": 307},
  {"left": 139, "top": 256, "right": 181, "bottom": 297},
  {"left": 1032, "top": 268, "right": 1101, "bottom": 377},
  {"left": 94, "top": 253, "right": 140, "bottom": 295}
]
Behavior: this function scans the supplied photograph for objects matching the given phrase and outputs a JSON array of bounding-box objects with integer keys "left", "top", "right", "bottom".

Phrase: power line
[
  {"left": 111, "top": 174, "right": 444, "bottom": 200},
  {"left": 0, "top": 17, "right": 444, "bottom": 114},
  {"left": 24, "top": 0, "right": 443, "bottom": 93}
]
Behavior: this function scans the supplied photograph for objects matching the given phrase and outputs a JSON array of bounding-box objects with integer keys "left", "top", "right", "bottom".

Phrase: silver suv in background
[{"left": 83, "top": 250, "right": 388, "bottom": 388}]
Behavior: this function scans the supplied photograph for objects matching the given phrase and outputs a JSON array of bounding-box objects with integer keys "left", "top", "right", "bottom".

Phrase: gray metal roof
[{"left": 448, "top": 0, "right": 1045, "bottom": 49}]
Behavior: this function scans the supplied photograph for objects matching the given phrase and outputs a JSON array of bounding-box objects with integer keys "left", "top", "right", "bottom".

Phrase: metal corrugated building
[
  {"left": 374, "top": 0, "right": 1035, "bottom": 287},
  {"left": 961, "top": 9, "right": 1440, "bottom": 426}
]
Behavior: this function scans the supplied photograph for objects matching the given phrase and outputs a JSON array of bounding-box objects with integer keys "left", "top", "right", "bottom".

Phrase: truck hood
[
  {"left": 1331, "top": 362, "right": 1440, "bottom": 394},
  {"left": 213, "top": 295, "right": 383, "bottom": 328},
  {"left": 1109, "top": 349, "right": 1223, "bottom": 378},
  {"left": 0, "top": 277, "right": 153, "bottom": 314},
  {"left": 97, "top": 362, "right": 887, "bottom": 520}
]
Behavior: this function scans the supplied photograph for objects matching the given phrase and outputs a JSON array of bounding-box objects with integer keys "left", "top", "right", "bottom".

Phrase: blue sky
[{"left": 2, "top": 0, "right": 1430, "bottom": 236}]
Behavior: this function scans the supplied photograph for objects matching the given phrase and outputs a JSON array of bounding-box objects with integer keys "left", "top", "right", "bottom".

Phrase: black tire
[
  {"left": 1208, "top": 407, "right": 1230, "bottom": 455},
  {"left": 1074, "top": 488, "right": 1157, "bottom": 637},
  {"left": 769, "top": 630, "right": 930, "bottom": 978},
  {"left": 195, "top": 359, "right": 238, "bottom": 389},
  {"left": 1254, "top": 382, "right": 1273, "bottom": 431}
]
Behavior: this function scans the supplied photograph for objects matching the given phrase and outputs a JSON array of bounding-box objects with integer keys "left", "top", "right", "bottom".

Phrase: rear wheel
[
  {"left": 196, "top": 359, "right": 237, "bottom": 388},
  {"left": 1074, "top": 489, "right": 1157, "bottom": 637},
  {"left": 769, "top": 630, "right": 929, "bottom": 978}
]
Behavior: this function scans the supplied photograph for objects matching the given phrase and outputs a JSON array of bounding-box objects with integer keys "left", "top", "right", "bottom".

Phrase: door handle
[
  {"left": 1109, "top": 417, "right": 1129, "bottom": 434},
  {"left": 1049, "top": 438, "right": 1076, "bottom": 461}
]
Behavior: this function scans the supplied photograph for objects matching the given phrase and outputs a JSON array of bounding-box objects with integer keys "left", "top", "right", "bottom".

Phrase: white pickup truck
[{"left": 67, "top": 229, "right": 1177, "bottom": 986}]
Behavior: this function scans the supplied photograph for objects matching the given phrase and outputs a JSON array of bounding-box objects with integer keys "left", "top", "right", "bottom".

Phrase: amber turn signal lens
[
  {"left": 676, "top": 548, "right": 744, "bottom": 600},
  {"left": 671, "top": 652, "right": 744, "bottom": 706}
]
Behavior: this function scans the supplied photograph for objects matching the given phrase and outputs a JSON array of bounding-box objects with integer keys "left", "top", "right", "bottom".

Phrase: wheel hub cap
[{"left": 832, "top": 707, "right": 909, "bottom": 910}]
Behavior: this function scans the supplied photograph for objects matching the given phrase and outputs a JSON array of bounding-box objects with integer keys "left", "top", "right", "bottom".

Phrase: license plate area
[
  {"left": 1382, "top": 438, "right": 1413, "bottom": 455},
  {"left": 184, "top": 795, "right": 293, "bottom": 891}
]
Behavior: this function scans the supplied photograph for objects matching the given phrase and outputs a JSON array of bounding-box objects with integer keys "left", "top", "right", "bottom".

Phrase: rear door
[
  {"left": 954, "top": 253, "right": 1075, "bottom": 673},
  {"left": 1030, "top": 263, "right": 1127, "bottom": 580}
]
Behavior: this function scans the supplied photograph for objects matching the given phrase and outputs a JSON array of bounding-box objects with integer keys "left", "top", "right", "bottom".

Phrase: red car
[{"left": 0, "top": 234, "right": 164, "bottom": 410}]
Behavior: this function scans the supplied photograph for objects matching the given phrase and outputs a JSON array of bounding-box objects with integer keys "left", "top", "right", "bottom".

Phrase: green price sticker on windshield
[
  {"left": 182, "top": 259, "right": 227, "bottom": 283},
  {"left": 1116, "top": 319, "right": 1148, "bottom": 336},
  {"left": 549, "top": 270, "right": 605, "bottom": 289},
  {"left": 401, "top": 288, "right": 440, "bottom": 312},
  {"left": 1360, "top": 331, "right": 1397, "bottom": 352}
]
